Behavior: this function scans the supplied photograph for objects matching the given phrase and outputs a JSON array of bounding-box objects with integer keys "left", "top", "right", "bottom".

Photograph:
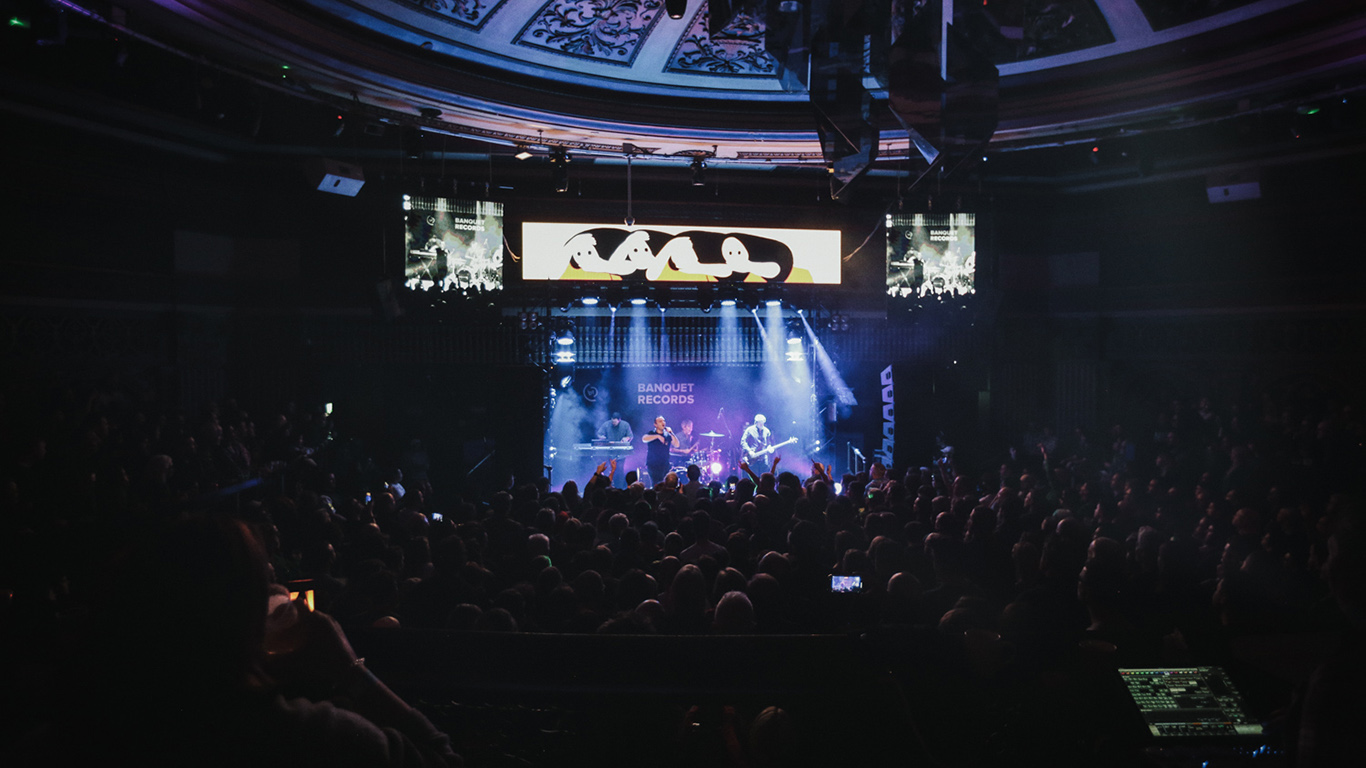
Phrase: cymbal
[{"left": 700, "top": 431, "right": 724, "bottom": 437}]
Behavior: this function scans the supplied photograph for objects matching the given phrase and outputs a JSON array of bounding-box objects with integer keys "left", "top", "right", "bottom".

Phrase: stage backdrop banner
[
  {"left": 522, "top": 223, "right": 841, "bottom": 284},
  {"left": 547, "top": 365, "right": 813, "bottom": 486}
]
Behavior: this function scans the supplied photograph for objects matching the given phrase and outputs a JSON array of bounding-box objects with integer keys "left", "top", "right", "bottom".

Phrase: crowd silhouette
[{"left": 1, "top": 375, "right": 1362, "bottom": 766}]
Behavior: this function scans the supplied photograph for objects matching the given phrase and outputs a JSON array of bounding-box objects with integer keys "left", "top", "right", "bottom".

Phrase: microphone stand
[
  {"left": 846, "top": 442, "right": 865, "bottom": 476},
  {"left": 718, "top": 410, "right": 734, "bottom": 475}
]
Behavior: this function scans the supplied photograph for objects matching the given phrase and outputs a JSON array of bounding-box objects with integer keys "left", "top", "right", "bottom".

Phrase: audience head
[{"left": 712, "top": 591, "right": 755, "bottom": 633}]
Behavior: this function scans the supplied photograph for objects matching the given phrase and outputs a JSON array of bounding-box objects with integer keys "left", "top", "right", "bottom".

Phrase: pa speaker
[{"left": 312, "top": 158, "right": 365, "bottom": 197}]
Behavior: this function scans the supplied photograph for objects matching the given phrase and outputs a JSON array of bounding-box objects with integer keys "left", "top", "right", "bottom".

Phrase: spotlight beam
[{"left": 801, "top": 314, "right": 856, "bottom": 406}]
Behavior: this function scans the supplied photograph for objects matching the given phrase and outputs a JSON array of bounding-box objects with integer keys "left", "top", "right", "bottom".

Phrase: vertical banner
[{"left": 876, "top": 364, "right": 895, "bottom": 467}]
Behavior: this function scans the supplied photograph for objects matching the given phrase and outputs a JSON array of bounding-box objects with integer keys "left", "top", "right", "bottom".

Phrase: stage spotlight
[
  {"left": 581, "top": 297, "right": 600, "bottom": 306},
  {"left": 550, "top": 318, "right": 575, "bottom": 346},
  {"left": 550, "top": 146, "right": 569, "bottom": 192},
  {"left": 765, "top": 299, "right": 783, "bottom": 308},
  {"left": 720, "top": 298, "right": 737, "bottom": 307},
  {"left": 514, "top": 145, "right": 533, "bottom": 160},
  {"left": 710, "top": 460, "right": 724, "bottom": 476},
  {"left": 554, "top": 350, "right": 576, "bottom": 364},
  {"left": 690, "top": 156, "right": 706, "bottom": 186},
  {"left": 785, "top": 321, "right": 802, "bottom": 344},
  {"left": 630, "top": 297, "right": 648, "bottom": 306},
  {"left": 665, "top": 0, "right": 686, "bottom": 19}
]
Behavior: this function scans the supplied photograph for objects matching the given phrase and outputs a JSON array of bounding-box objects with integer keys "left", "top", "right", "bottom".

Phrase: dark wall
[
  {"left": 4, "top": 101, "right": 1364, "bottom": 476},
  {"left": 980, "top": 150, "right": 1366, "bottom": 443},
  {"left": 992, "top": 152, "right": 1366, "bottom": 302}
]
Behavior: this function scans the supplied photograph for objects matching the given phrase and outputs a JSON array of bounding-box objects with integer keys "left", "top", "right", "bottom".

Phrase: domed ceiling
[{"left": 7, "top": 0, "right": 1365, "bottom": 192}]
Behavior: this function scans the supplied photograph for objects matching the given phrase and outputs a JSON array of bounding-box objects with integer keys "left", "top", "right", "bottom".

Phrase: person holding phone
[{"left": 70, "top": 515, "right": 459, "bottom": 767}]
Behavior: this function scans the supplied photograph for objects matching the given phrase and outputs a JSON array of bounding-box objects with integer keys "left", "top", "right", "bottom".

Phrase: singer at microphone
[{"left": 644, "top": 415, "right": 679, "bottom": 486}]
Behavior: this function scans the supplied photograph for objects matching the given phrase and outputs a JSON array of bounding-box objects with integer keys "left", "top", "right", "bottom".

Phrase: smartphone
[
  {"left": 286, "top": 581, "right": 316, "bottom": 611},
  {"left": 431, "top": 512, "right": 444, "bottom": 522},
  {"left": 324, "top": 402, "right": 333, "bottom": 416},
  {"left": 829, "top": 575, "right": 862, "bottom": 593},
  {"left": 365, "top": 492, "right": 372, "bottom": 504}
]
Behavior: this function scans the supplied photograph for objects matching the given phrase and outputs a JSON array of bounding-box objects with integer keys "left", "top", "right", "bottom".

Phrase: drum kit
[{"left": 672, "top": 430, "right": 728, "bottom": 482}]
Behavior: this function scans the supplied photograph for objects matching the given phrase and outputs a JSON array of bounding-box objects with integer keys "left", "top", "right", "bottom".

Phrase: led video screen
[
  {"left": 886, "top": 213, "right": 975, "bottom": 297},
  {"left": 403, "top": 196, "right": 504, "bottom": 291},
  {"left": 521, "top": 223, "right": 841, "bottom": 284}
]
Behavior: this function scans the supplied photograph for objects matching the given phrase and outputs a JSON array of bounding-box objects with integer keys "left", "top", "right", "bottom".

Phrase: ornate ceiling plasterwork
[{"left": 82, "top": 0, "right": 1366, "bottom": 167}]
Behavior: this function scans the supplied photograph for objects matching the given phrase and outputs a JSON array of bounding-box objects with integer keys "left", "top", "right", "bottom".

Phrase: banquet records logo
[{"left": 876, "top": 366, "right": 894, "bottom": 465}]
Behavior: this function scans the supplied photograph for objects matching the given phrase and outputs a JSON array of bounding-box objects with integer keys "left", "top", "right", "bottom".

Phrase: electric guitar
[{"left": 744, "top": 436, "right": 798, "bottom": 462}]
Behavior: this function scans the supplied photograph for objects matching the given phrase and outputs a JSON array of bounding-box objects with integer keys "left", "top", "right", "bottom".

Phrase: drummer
[{"left": 670, "top": 418, "right": 697, "bottom": 459}]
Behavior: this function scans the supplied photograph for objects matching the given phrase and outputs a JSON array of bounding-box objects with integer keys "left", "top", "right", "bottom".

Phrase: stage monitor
[
  {"left": 403, "top": 196, "right": 504, "bottom": 292},
  {"left": 1118, "top": 667, "right": 1265, "bottom": 742},
  {"left": 885, "top": 213, "right": 975, "bottom": 298},
  {"left": 521, "top": 223, "right": 841, "bottom": 284}
]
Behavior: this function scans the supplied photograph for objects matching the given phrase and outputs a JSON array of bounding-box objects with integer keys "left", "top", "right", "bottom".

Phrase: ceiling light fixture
[
  {"left": 550, "top": 146, "right": 569, "bottom": 193},
  {"left": 690, "top": 156, "right": 706, "bottom": 186}
]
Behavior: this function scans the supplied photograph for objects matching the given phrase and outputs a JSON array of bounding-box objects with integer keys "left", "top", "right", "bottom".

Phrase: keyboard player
[{"left": 596, "top": 412, "right": 633, "bottom": 444}]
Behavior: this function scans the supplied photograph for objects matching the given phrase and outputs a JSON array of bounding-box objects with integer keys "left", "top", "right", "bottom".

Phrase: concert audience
[{"left": 0, "top": 375, "right": 1362, "bottom": 765}]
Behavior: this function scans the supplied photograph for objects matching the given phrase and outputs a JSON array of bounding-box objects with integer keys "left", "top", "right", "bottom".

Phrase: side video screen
[
  {"left": 403, "top": 196, "right": 504, "bottom": 292},
  {"left": 886, "top": 213, "right": 975, "bottom": 298}
]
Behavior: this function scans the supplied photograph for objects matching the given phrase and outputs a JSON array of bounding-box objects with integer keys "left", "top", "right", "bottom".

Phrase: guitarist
[{"left": 741, "top": 413, "right": 775, "bottom": 474}]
